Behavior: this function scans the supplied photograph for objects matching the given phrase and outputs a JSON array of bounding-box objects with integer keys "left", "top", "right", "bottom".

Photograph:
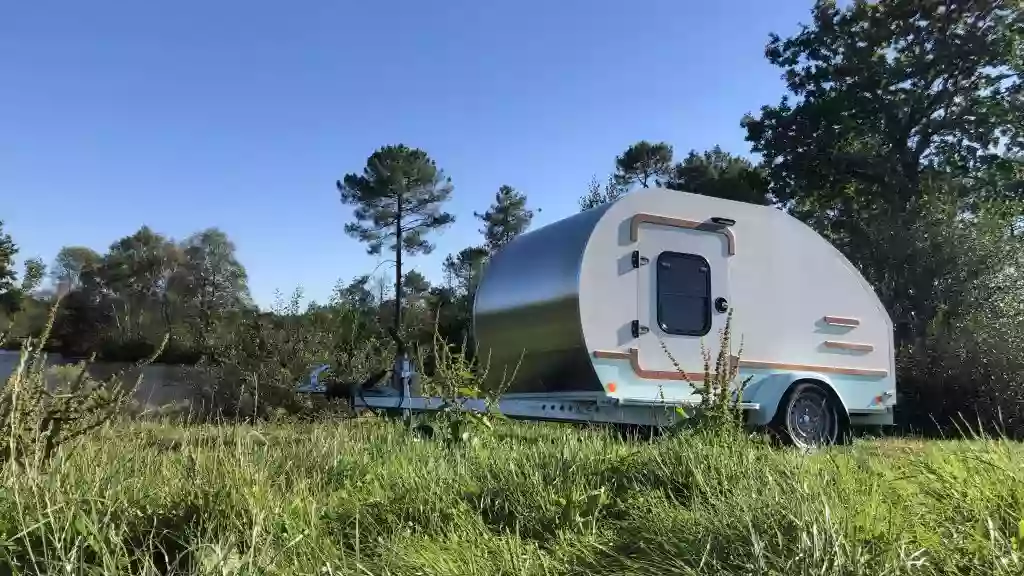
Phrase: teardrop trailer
[{"left": 300, "top": 187, "right": 897, "bottom": 447}]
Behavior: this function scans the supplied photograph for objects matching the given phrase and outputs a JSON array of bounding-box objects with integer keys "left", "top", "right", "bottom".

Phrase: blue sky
[{"left": 2, "top": 1, "right": 810, "bottom": 309}]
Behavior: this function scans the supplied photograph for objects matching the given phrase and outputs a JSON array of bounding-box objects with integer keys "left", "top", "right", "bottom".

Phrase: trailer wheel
[{"left": 773, "top": 382, "right": 845, "bottom": 449}]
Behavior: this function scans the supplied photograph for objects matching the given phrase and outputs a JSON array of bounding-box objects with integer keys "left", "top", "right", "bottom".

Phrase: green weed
[
  {"left": 0, "top": 301, "right": 157, "bottom": 471},
  {"left": 659, "top": 308, "right": 752, "bottom": 435}
]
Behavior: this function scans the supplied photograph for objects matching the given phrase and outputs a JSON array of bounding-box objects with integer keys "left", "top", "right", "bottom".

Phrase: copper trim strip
[
  {"left": 738, "top": 359, "right": 888, "bottom": 377},
  {"left": 592, "top": 349, "right": 707, "bottom": 381},
  {"left": 593, "top": 349, "right": 888, "bottom": 379},
  {"left": 823, "top": 316, "right": 861, "bottom": 327},
  {"left": 823, "top": 341, "right": 874, "bottom": 352},
  {"left": 629, "top": 213, "right": 736, "bottom": 256},
  {"left": 592, "top": 350, "right": 631, "bottom": 360}
]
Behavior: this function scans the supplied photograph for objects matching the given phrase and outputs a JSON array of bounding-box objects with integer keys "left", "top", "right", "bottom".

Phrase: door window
[{"left": 656, "top": 251, "right": 712, "bottom": 336}]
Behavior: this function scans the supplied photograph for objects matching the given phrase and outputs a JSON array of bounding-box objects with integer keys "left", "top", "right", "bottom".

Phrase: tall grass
[
  {"left": 1, "top": 419, "right": 1023, "bottom": 574},
  {"left": 0, "top": 302, "right": 155, "bottom": 471},
  {"left": 3, "top": 305, "right": 1024, "bottom": 574}
]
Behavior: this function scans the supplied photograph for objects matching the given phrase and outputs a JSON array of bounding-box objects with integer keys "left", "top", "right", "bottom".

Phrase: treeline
[
  {"left": 0, "top": 206, "right": 517, "bottom": 365},
  {"left": 2, "top": 0, "right": 1024, "bottom": 435},
  {"left": 0, "top": 147, "right": 762, "bottom": 366},
  {"left": 1, "top": 225, "right": 253, "bottom": 362}
]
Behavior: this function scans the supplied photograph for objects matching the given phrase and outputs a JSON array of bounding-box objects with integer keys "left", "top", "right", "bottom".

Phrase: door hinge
[
  {"left": 631, "top": 320, "right": 649, "bottom": 338},
  {"left": 631, "top": 250, "right": 649, "bottom": 268}
]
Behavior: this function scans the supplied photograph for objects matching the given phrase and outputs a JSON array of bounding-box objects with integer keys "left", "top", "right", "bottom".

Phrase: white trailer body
[{"left": 470, "top": 186, "right": 896, "bottom": 434}]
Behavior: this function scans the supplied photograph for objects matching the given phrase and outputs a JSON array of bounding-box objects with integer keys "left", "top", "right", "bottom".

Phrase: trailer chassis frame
[{"left": 296, "top": 348, "right": 760, "bottom": 429}]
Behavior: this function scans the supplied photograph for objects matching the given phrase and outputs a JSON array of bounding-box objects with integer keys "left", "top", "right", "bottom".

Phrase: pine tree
[
  {"left": 337, "top": 144, "right": 455, "bottom": 332},
  {"left": 474, "top": 185, "right": 535, "bottom": 253}
]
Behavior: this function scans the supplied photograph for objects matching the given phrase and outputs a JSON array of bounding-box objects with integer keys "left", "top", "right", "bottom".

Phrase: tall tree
[
  {"left": 0, "top": 220, "right": 17, "bottom": 295},
  {"left": 742, "top": 0, "right": 1024, "bottom": 344},
  {"left": 613, "top": 140, "right": 674, "bottom": 189},
  {"left": 337, "top": 144, "right": 456, "bottom": 333},
  {"left": 332, "top": 275, "right": 375, "bottom": 311},
  {"left": 98, "top": 226, "right": 181, "bottom": 337},
  {"left": 744, "top": 0, "right": 1024, "bottom": 214},
  {"left": 474, "top": 185, "right": 535, "bottom": 253},
  {"left": 578, "top": 174, "right": 627, "bottom": 212},
  {"left": 0, "top": 223, "right": 45, "bottom": 318},
  {"left": 51, "top": 287, "right": 114, "bottom": 357},
  {"left": 51, "top": 246, "right": 102, "bottom": 293},
  {"left": 665, "top": 145, "right": 771, "bottom": 205},
  {"left": 401, "top": 269, "right": 431, "bottom": 300},
  {"left": 442, "top": 246, "right": 489, "bottom": 296},
  {"left": 20, "top": 258, "right": 44, "bottom": 294},
  {"left": 172, "top": 228, "right": 252, "bottom": 342},
  {"left": 400, "top": 269, "right": 432, "bottom": 319}
]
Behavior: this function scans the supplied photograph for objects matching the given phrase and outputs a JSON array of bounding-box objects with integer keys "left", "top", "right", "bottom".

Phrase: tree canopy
[
  {"left": 474, "top": 185, "right": 535, "bottom": 253},
  {"left": 51, "top": 246, "right": 102, "bottom": 293},
  {"left": 665, "top": 146, "right": 770, "bottom": 205},
  {"left": 743, "top": 0, "right": 1024, "bottom": 344},
  {"left": 0, "top": 221, "right": 18, "bottom": 295},
  {"left": 578, "top": 175, "right": 627, "bottom": 212},
  {"left": 744, "top": 0, "right": 1023, "bottom": 209},
  {"left": 443, "top": 246, "right": 489, "bottom": 296},
  {"left": 337, "top": 144, "right": 456, "bottom": 257},
  {"left": 613, "top": 140, "right": 674, "bottom": 189}
]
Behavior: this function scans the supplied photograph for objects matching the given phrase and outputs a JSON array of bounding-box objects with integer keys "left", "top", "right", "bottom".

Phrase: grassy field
[{"left": 0, "top": 417, "right": 1021, "bottom": 575}]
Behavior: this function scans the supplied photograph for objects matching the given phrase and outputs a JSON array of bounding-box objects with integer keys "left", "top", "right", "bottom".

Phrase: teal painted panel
[{"left": 591, "top": 356, "right": 895, "bottom": 425}]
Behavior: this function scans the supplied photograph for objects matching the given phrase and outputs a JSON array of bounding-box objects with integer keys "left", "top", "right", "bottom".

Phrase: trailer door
[{"left": 635, "top": 221, "right": 732, "bottom": 390}]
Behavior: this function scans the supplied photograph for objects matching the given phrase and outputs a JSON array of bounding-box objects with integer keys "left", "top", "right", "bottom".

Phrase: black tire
[
  {"left": 771, "top": 381, "right": 847, "bottom": 449},
  {"left": 412, "top": 422, "right": 435, "bottom": 440}
]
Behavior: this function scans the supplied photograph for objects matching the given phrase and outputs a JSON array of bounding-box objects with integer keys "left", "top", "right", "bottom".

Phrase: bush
[
  {"left": 0, "top": 304, "right": 150, "bottom": 470},
  {"left": 195, "top": 294, "right": 390, "bottom": 420},
  {"left": 897, "top": 304, "right": 1024, "bottom": 438}
]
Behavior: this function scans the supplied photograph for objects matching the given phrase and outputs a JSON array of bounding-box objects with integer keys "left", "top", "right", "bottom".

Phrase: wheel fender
[{"left": 741, "top": 372, "right": 849, "bottom": 427}]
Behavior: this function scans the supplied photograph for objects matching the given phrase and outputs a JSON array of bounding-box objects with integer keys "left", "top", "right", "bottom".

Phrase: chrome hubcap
[{"left": 787, "top": 390, "right": 835, "bottom": 447}]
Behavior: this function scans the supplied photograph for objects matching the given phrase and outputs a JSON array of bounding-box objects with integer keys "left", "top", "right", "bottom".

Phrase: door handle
[
  {"left": 631, "top": 251, "right": 649, "bottom": 268},
  {"left": 631, "top": 320, "right": 649, "bottom": 338}
]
